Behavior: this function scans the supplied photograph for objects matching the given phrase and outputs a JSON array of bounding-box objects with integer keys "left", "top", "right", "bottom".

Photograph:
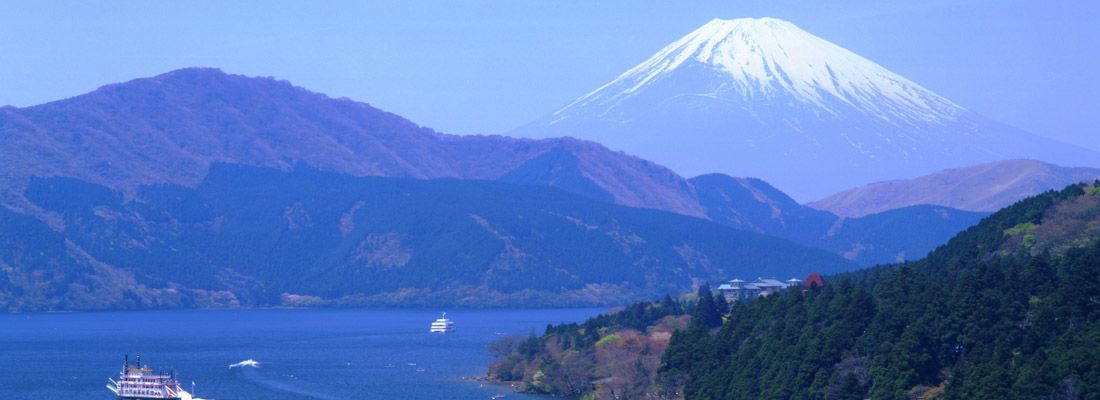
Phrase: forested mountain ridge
[
  {"left": 669, "top": 182, "right": 1100, "bottom": 399},
  {"left": 0, "top": 68, "right": 706, "bottom": 217},
  {"left": 690, "top": 174, "right": 988, "bottom": 265},
  {"left": 0, "top": 68, "right": 985, "bottom": 267},
  {"left": 0, "top": 164, "right": 855, "bottom": 312},
  {"left": 490, "top": 182, "right": 1100, "bottom": 399}
]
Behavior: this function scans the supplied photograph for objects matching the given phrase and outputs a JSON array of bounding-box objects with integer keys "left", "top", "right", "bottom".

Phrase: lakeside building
[{"left": 717, "top": 275, "right": 820, "bottom": 302}]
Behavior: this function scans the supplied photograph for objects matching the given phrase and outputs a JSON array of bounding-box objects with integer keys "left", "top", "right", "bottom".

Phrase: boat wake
[
  {"left": 229, "top": 359, "right": 261, "bottom": 369},
  {"left": 230, "top": 365, "right": 337, "bottom": 400}
]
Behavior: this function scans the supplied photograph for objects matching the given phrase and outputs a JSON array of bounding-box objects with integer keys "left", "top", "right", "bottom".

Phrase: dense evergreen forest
[
  {"left": 490, "top": 183, "right": 1100, "bottom": 399},
  {"left": 0, "top": 164, "right": 852, "bottom": 312}
]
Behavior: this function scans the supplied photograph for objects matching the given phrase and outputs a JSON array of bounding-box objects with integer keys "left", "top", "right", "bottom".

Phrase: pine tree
[
  {"left": 693, "top": 284, "right": 722, "bottom": 328},
  {"left": 714, "top": 291, "right": 730, "bottom": 317}
]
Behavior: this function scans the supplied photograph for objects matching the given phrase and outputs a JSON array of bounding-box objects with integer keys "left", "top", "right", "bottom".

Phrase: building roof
[
  {"left": 804, "top": 273, "right": 825, "bottom": 288},
  {"left": 753, "top": 278, "right": 786, "bottom": 288},
  {"left": 718, "top": 283, "right": 761, "bottom": 291}
]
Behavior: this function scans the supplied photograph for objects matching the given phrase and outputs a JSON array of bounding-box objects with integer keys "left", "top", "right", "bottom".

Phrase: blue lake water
[{"left": 0, "top": 308, "right": 603, "bottom": 399}]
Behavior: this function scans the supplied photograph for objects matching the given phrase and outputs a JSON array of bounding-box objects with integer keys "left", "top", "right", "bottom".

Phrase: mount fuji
[{"left": 514, "top": 17, "right": 1100, "bottom": 201}]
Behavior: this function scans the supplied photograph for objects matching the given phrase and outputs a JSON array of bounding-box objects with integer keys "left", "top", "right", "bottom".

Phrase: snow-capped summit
[
  {"left": 516, "top": 18, "right": 1099, "bottom": 201},
  {"left": 567, "top": 17, "right": 962, "bottom": 125}
]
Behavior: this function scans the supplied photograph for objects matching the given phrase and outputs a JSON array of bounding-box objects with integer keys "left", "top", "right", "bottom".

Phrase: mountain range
[
  {"left": 0, "top": 164, "right": 856, "bottom": 311},
  {"left": 0, "top": 68, "right": 987, "bottom": 266},
  {"left": 689, "top": 173, "right": 987, "bottom": 264},
  {"left": 1, "top": 20, "right": 1081, "bottom": 309},
  {"left": 810, "top": 159, "right": 1100, "bottom": 217},
  {"left": 0, "top": 68, "right": 704, "bottom": 217},
  {"left": 514, "top": 17, "right": 1100, "bottom": 201}
]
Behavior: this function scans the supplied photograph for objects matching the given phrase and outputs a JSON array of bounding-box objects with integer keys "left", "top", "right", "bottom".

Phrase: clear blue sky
[{"left": 2, "top": 0, "right": 1097, "bottom": 150}]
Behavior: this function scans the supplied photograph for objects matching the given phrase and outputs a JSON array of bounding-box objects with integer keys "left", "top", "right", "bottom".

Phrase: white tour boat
[
  {"left": 429, "top": 312, "right": 455, "bottom": 333},
  {"left": 107, "top": 354, "right": 195, "bottom": 400}
]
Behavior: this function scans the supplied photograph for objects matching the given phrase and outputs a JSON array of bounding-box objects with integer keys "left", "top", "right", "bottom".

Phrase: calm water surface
[{"left": 0, "top": 308, "right": 603, "bottom": 399}]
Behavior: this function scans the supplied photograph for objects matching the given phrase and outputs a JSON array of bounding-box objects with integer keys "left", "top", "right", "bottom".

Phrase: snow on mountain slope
[
  {"left": 515, "top": 18, "right": 1100, "bottom": 201},
  {"left": 565, "top": 18, "right": 962, "bottom": 125}
]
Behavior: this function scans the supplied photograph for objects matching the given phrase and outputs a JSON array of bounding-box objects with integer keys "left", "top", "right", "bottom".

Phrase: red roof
[{"left": 803, "top": 273, "right": 824, "bottom": 288}]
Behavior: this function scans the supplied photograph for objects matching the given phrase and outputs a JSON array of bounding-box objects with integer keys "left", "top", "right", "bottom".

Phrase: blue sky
[{"left": 2, "top": 0, "right": 1097, "bottom": 150}]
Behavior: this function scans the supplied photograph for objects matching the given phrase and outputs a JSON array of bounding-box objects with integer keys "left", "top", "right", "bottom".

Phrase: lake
[{"left": 0, "top": 308, "right": 604, "bottom": 399}]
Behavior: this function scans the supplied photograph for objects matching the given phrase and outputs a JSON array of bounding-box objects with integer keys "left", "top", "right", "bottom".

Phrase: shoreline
[
  {"left": 463, "top": 376, "right": 558, "bottom": 399},
  {"left": 4, "top": 305, "right": 612, "bottom": 316}
]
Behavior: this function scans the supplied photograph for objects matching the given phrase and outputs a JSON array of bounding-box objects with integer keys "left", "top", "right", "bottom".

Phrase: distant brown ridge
[{"left": 809, "top": 159, "right": 1100, "bottom": 217}]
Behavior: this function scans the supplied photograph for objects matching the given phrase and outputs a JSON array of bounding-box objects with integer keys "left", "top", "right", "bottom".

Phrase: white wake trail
[{"left": 229, "top": 359, "right": 261, "bottom": 369}]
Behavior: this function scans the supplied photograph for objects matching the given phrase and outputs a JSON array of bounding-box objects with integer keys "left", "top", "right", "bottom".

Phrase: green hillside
[
  {"left": 0, "top": 164, "right": 854, "bottom": 311},
  {"left": 491, "top": 182, "right": 1100, "bottom": 399}
]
